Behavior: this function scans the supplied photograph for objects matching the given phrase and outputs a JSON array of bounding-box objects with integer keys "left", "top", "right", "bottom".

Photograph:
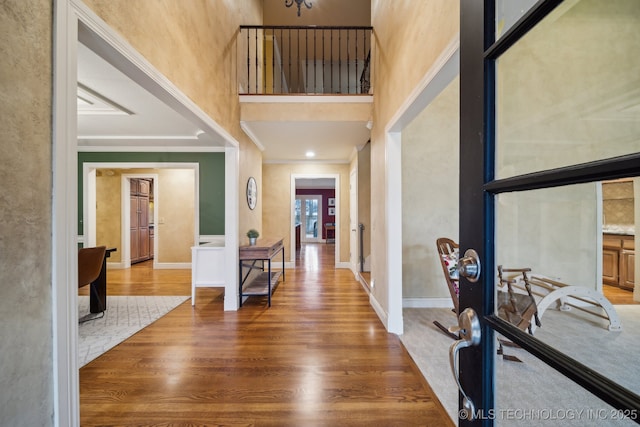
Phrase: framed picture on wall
[
  {"left": 328, "top": 207, "right": 335, "bottom": 216},
  {"left": 328, "top": 197, "right": 335, "bottom": 206}
]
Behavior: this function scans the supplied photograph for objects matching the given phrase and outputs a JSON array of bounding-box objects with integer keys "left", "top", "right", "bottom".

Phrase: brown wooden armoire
[{"left": 130, "top": 178, "right": 152, "bottom": 264}]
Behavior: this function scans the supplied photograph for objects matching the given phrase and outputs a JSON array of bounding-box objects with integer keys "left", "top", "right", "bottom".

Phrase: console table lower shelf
[
  {"left": 241, "top": 271, "right": 282, "bottom": 297},
  {"left": 239, "top": 237, "right": 285, "bottom": 307}
]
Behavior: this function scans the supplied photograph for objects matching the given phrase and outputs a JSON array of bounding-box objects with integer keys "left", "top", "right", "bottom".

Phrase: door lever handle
[{"left": 449, "top": 308, "right": 481, "bottom": 421}]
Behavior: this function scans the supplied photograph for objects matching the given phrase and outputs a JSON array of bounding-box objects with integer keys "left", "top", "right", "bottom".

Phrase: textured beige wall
[
  {"left": 602, "top": 181, "right": 635, "bottom": 226},
  {"left": 402, "top": 77, "right": 459, "bottom": 300},
  {"left": 96, "top": 171, "right": 122, "bottom": 260},
  {"left": 0, "top": 1, "right": 54, "bottom": 425},
  {"left": 263, "top": 163, "right": 351, "bottom": 263},
  {"left": 370, "top": 1, "right": 459, "bottom": 310},
  {"left": 264, "top": 0, "right": 370, "bottom": 26},
  {"left": 81, "top": 0, "right": 265, "bottom": 245},
  {"left": 157, "top": 169, "right": 195, "bottom": 263}
]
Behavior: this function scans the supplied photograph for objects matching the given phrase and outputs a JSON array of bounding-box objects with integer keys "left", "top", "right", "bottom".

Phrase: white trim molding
[
  {"left": 403, "top": 298, "right": 455, "bottom": 309},
  {"left": 199, "top": 235, "right": 225, "bottom": 244},
  {"left": 52, "top": 3, "right": 80, "bottom": 426},
  {"left": 78, "top": 145, "right": 226, "bottom": 153},
  {"left": 240, "top": 121, "right": 266, "bottom": 152},
  {"left": 369, "top": 293, "right": 388, "bottom": 330},
  {"left": 154, "top": 262, "right": 191, "bottom": 270},
  {"left": 240, "top": 95, "right": 373, "bottom": 104}
]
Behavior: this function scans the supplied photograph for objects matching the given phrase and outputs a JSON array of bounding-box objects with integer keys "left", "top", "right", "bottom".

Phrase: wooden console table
[{"left": 239, "top": 238, "right": 285, "bottom": 307}]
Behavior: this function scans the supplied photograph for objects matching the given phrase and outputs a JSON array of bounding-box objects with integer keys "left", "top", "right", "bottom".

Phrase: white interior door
[{"left": 350, "top": 169, "right": 358, "bottom": 277}]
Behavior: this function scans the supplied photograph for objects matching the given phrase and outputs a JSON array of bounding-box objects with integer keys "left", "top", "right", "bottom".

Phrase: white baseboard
[
  {"left": 282, "top": 262, "right": 351, "bottom": 270},
  {"left": 108, "top": 261, "right": 191, "bottom": 269},
  {"left": 358, "top": 277, "right": 371, "bottom": 294},
  {"left": 403, "top": 297, "right": 454, "bottom": 309},
  {"left": 154, "top": 262, "right": 191, "bottom": 269},
  {"left": 107, "top": 262, "right": 125, "bottom": 269},
  {"left": 369, "top": 293, "right": 388, "bottom": 329}
]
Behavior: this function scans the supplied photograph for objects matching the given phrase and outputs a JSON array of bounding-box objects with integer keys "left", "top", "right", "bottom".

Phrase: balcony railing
[{"left": 239, "top": 25, "right": 373, "bottom": 95}]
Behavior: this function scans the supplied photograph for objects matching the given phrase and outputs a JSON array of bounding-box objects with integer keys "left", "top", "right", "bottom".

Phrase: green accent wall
[{"left": 78, "top": 152, "right": 225, "bottom": 235}]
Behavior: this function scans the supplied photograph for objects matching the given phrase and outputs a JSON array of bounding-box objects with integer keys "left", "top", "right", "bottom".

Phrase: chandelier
[{"left": 285, "top": 0, "right": 312, "bottom": 17}]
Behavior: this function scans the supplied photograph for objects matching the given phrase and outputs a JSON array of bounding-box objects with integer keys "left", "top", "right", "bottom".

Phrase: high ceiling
[
  {"left": 77, "top": 0, "right": 373, "bottom": 163},
  {"left": 77, "top": 42, "right": 222, "bottom": 149}
]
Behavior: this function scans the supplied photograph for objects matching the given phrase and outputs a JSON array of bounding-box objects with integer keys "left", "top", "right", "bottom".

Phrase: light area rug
[
  {"left": 78, "top": 295, "right": 189, "bottom": 368},
  {"left": 401, "top": 306, "right": 639, "bottom": 426}
]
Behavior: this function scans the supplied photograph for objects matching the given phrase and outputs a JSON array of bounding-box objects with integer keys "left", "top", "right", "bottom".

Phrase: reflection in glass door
[
  {"left": 295, "top": 195, "right": 323, "bottom": 243},
  {"left": 458, "top": 0, "right": 640, "bottom": 425}
]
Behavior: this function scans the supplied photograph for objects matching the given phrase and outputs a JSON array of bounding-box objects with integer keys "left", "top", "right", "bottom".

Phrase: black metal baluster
[
  {"left": 347, "top": 29, "right": 350, "bottom": 93},
  {"left": 246, "top": 28, "right": 251, "bottom": 93},
  {"left": 288, "top": 28, "right": 292, "bottom": 94},
  {"left": 313, "top": 28, "right": 317, "bottom": 93},
  {"left": 305, "top": 28, "right": 308, "bottom": 93},
  {"left": 297, "top": 28, "right": 300, "bottom": 93},
  {"left": 338, "top": 29, "right": 342, "bottom": 93},
  {"left": 254, "top": 28, "right": 259, "bottom": 94},
  {"left": 270, "top": 28, "right": 274, "bottom": 94},
  {"left": 322, "top": 29, "right": 325, "bottom": 94},
  {"left": 331, "top": 29, "right": 334, "bottom": 93},
  {"left": 280, "top": 28, "right": 284, "bottom": 93},
  {"left": 355, "top": 29, "right": 359, "bottom": 94},
  {"left": 263, "top": 29, "right": 267, "bottom": 94}
]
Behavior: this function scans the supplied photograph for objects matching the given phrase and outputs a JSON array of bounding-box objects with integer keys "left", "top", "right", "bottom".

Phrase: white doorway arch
[
  {"left": 290, "top": 173, "right": 340, "bottom": 267},
  {"left": 53, "top": 2, "right": 240, "bottom": 425},
  {"left": 82, "top": 163, "right": 200, "bottom": 269}
]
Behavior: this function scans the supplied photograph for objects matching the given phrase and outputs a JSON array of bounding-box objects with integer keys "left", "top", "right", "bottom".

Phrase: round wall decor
[{"left": 246, "top": 177, "right": 257, "bottom": 210}]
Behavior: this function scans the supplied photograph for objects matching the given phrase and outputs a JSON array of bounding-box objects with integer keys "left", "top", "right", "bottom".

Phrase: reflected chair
[
  {"left": 497, "top": 266, "right": 541, "bottom": 334},
  {"left": 78, "top": 246, "right": 107, "bottom": 322}
]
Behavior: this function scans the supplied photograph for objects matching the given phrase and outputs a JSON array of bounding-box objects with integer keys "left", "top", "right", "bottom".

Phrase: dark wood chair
[
  {"left": 433, "top": 239, "right": 540, "bottom": 362},
  {"left": 433, "top": 238, "right": 460, "bottom": 339},
  {"left": 436, "top": 237, "right": 460, "bottom": 314},
  {"left": 78, "top": 246, "right": 107, "bottom": 322}
]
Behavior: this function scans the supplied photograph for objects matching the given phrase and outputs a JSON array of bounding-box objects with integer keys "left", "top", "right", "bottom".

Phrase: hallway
[{"left": 79, "top": 243, "right": 452, "bottom": 426}]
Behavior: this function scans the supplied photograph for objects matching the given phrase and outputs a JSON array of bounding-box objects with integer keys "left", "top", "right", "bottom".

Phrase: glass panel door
[
  {"left": 296, "top": 195, "right": 323, "bottom": 243},
  {"left": 458, "top": 0, "right": 640, "bottom": 425}
]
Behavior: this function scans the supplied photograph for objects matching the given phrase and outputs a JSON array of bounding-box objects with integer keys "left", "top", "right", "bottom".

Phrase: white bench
[{"left": 511, "top": 274, "right": 622, "bottom": 333}]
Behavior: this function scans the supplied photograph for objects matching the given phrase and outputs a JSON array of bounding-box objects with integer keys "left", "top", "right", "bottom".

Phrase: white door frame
[
  {"left": 121, "top": 173, "right": 161, "bottom": 269},
  {"left": 53, "top": 2, "right": 240, "bottom": 425},
  {"left": 290, "top": 174, "right": 340, "bottom": 267},
  {"left": 382, "top": 39, "right": 459, "bottom": 334}
]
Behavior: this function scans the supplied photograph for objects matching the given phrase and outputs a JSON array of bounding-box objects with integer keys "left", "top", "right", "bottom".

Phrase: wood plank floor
[
  {"left": 603, "top": 284, "right": 638, "bottom": 305},
  {"left": 79, "top": 244, "right": 452, "bottom": 426}
]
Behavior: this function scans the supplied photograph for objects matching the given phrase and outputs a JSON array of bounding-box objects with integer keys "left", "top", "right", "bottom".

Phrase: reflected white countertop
[{"left": 603, "top": 225, "right": 635, "bottom": 236}]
